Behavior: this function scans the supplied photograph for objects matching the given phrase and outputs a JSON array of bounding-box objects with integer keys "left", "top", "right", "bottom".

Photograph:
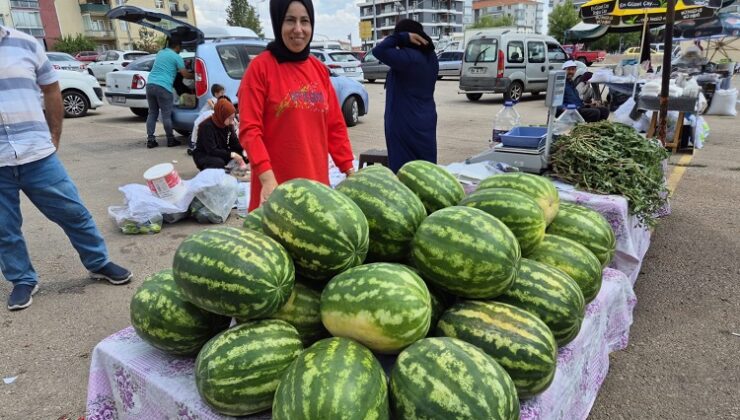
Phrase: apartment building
[
  {"left": 0, "top": 0, "right": 62, "bottom": 48},
  {"left": 473, "top": 0, "right": 545, "bottom": 33},
  {"left": 358, "top": 0, "right": 465, "bottom": 46}
]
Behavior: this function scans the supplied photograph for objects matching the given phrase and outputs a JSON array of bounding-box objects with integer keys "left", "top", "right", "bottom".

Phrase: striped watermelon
[
  {"left": 173, "top": 227, "right": 294, "bottom": 319},
  {"left": 360, "top": 164, "right": 395, "bottom": 177},
  {"left": 459, "top": 187, "right": 547, "bottom": 256},
  {"left": 273, "top": 337, "right": 389, "bottom": 420},
  {"left": 547, "top": 203, "right": 616, "bottom": 268},
  {"left": 242, "top": 206, "right": 263, "bottom": 232},
  {"left": 130, "top": 269, "right": 230, "bottom": 356},
  {"left": 527, "top": 234, "right": 603, "bottom": 303},
  {"left": 397, "top": 160, "right": 465, "bottom": 214},
  {"left": 497, "top": 259, "right": 585, "bottom": 346},
  {"left": 411, "top": 206, "right": 520, "bottom": 299},
  {"left": 263, "top": 179, "right": 369, "bottom": 282},
  {"left": 390, "top": 337, "right": 519, "bottom": 419},
  {"left": 336, "top": 168, "right": 426, "bottom": 262},
  {"left": 320, "top": 263, "right": 431, "bottom": 354},
  {"left": 272, "top": 282, "right": 328, "bottom": 346},
  {"left": 437, "top": 301, "right": 558, "bottom": 398},
  {"left": 477, "top": 172, "right": 560, "bottom": 224},
  {"left": 195, "top": 319, "right": 303, "bottom": 416}
]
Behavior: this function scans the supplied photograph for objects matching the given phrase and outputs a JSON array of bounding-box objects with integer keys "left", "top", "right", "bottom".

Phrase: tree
[
  {"left": 52, "top": 34, "right": 97, "bottom": 54},
  {"left": 588, "top": 32, "right": 641, "bottom": 54},
  {"left": 133, "top": 27, "right": 166, "bottom": 53},
  {"left": 226, "top": 0, "right": 264, "bottom": 37},
  {"left": 548, "top": 0, "right": 580, "bottom": 44},
  {"left": 469, "top": 15, "right": 515, "bottom": 29}
]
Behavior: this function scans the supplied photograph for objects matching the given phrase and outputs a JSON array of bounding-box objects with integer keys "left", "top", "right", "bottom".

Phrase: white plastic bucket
[{"left": 143, "top": 163, "right": 186, "bottom": 202}]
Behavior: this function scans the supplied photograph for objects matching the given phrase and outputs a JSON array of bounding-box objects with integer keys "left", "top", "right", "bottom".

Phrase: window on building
[
  {"left": 11, "top": 10, "right": 42, "bottom": 29},
  {"left": 527, "top": 41, "right": 545, "bottom": 63},
  {"left": 508, "top": 41, "right": 524, "bottom": 63},
  {"left": 155, "top": 0, "right": 164, "bottom": 9},
  {"left": 120, "top": 21, "right": 128, "bottom": 31},
  {"left": 0, "top": 16, "right": 5, "bottom": 26}
]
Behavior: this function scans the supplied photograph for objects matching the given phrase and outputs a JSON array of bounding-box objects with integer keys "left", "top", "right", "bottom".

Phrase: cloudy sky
[{"left": 194, "top": 0, "right": 363, "bottom": 46}]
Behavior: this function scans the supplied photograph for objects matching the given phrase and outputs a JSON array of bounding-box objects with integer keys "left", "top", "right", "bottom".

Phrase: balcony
[
  {"left": 84, "top": 29, "right": 115, "bottom": 39},
  {"left": 79, "top": 2, "right": 111, "bottom": 15},
  {"left": 10, "top": 0, "right": 39, "bottom": 8}
]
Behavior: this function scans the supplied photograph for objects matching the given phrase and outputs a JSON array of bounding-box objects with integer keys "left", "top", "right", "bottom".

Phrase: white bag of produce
[{"left": 705, "top": 88, "right": 738, "bottom": 116}]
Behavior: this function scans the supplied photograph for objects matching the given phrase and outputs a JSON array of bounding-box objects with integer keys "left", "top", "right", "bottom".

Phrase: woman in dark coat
[
  {"left": 192, "top": 98, "right": 246, "bottom": 170},
  {"left": 372, "top": 19, "right": 439, "bottom": 173}
]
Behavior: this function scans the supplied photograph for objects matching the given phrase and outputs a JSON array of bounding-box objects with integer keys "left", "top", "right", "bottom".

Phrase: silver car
[
  {"left": 310, "top": 49, "right": 364, "bottom": 82},
  {"left": 360, "top": 51, "right": 389, "bottom": 83},
  {"left": 46, "top": 52, "right": 87, "bottom": 73},
  {"left": 437, "top": 50, "right": 463, "bottom": 79}
]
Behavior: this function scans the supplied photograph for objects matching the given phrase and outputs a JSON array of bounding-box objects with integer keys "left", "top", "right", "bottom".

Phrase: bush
[
  {"left": 133, "top": 28, "right": 166, "bottom": 53},
  {"left": 53, "top": 34, "right": 97, "bottom": 54}
]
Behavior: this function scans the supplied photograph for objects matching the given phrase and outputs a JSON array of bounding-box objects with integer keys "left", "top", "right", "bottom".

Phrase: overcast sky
[{"left": 194, "top": 0, "right": 363, "bottom": 45}]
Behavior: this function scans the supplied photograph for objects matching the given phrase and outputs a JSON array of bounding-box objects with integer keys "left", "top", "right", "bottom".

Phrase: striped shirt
[{"left": 0, "top": 25, "right": 58, "bottom": 167}]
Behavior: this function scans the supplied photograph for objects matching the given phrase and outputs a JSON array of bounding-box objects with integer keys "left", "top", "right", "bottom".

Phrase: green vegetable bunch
[{"left": 550, "top": 121, "right": 670, "bottom": 227}]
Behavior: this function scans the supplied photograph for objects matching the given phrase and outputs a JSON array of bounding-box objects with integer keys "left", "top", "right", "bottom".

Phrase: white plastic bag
[
  {"left": 108, "top": 206, "right": 163, "bottom": 235},
  {"left": 705, "top": 88, "right": 738, "bottom": 116},
  {"left": 192, "top": 174, "right": 238, "bottom": 224}
]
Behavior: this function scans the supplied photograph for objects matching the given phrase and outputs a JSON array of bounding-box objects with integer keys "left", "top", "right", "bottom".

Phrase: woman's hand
[
  {"left": 259, "top": 170, "right": 278, "bottom": 205},
  {"left": 408, "top": 33, "right": 428, "bottom": 47},
  {"left": 344, "top": 168, "right": 355, "bottom": 177},
  {"left": 231, "top": 152, "right": 246, "bottom": 168}
]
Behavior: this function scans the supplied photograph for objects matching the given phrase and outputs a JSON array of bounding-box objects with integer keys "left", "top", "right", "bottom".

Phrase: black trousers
[
  {"left": 193, "top": 155, "right": 228, "bottom": 171},
  {"left": 578, "top": 106, "right": 610, "bottom": 123}
]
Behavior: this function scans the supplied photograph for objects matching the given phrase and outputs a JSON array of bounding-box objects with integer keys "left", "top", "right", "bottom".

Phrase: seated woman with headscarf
[{"left": 192, "top": 98, "right": 247, "bottom": 170}]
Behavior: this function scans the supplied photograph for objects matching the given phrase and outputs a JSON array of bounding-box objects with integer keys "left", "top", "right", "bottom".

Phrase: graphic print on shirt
[{"left": 275, "top": 82, "right": 328, "bottom": 118}]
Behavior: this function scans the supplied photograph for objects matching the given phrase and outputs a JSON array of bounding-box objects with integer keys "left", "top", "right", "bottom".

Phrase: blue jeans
[
  {"left": 0, "top": 153, "right": 109, "bottom": 286},
  {"left": 146, "top": 83, "right": 175, "bottom": 141}
]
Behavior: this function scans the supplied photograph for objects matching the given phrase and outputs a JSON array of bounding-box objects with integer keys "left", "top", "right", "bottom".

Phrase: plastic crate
[{"left": 500, "top": 126, "right": 548, "bottom": 149}]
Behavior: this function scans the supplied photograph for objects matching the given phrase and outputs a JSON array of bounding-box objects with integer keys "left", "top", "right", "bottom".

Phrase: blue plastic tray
[{"left": 500, "top": 126, "right": 548, "bottom": 149}]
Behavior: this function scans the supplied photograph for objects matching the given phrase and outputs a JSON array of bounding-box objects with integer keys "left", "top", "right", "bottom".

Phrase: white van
[{"left": 459, "top": 29, "right": 568, "bottom": 102}]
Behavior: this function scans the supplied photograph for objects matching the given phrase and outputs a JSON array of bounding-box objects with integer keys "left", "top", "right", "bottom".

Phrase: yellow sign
[{"left": 359, "top": 21, "right": 373, "bottom": 40}]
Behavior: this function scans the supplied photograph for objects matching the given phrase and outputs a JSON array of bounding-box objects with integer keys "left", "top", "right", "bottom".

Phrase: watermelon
[
  {"left": 497, "top": 259, "right": 585, "bottom": 346},
  {"left": 172, "top": 227, "right": 295, "bottom": 319},
  {"left": 390, "top": 337, "right": 519, "bottom": 419},
  {"left": 359, "top": 164, "right": 395, "bottom": 177},
  {"left": 527, "top": 234, "right": 603, "bottom": 303},
  {"left": 272, "top": 282, "right": 328, "bottom": 346},
  {"left": 547, "top": 203, "right": 616, "bottom": 268},
  {"left": 242, "top": 206, "right": 263, "bottom": 232},
  {"left": 262, "top": 179, "right": 369, "bottom": 282},
  {"left": 273, "top": 337, "right": 389, "bottom": 420},
  {"left": 459, "top": 187, "right": 546, "bottom": 256},
  {"left": 477, "top": 172, "right": 560, "bottom": 224},
  {"left": 336, "top": 168, "right": 426, "bottom": 262},
  {"left": 195, "top": 319, "right": 303, "bottom": 416},
  {"left": 130, "top": 269, "right": 230, "bottom": 356},
  {"left": 411, "top": 206, "right": 520, "bottom": 299},
  {"left": 437, "top": 301, "right": 558, "bottom": 398},
  {"left": 320, "top": 263, "right": 431, "bottom": 354},
  {"left": 397, "top": 160, "right": 465, "bottom": 214}
]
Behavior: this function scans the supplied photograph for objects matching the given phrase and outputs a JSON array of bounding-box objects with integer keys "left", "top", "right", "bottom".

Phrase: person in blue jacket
[{"left": 372, "top": 19, "right": 439, "bottom": 172}]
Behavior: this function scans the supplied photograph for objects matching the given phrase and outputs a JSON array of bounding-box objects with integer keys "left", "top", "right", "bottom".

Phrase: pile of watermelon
[{"left": 129, "top": 161, "right": 616, "bottom": 419}]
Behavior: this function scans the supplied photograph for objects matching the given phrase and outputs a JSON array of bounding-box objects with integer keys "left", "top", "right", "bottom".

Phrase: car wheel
[
  {"left": 342, "top": 96, "right": 359, "bottom": 127},
  {"left": 505, "top": 81, "right": 523, "bottom": 102},
  {"left": 466, "top": 93, "right": 482, "bottom": 102},
  {"left": 174, "top": 129, "right": 192, "bottom": 137},
  {"left": 437, "top": 75, "right": 443, "bottom": 80},
  {"left": 131, "top": 108, "right": 149, "bottom": 118},
  {"left": 367, "top": 79, "right": 375, "bottom": 83},
  {"left": 62, "top": 90, "right": 89, "bottom": 118}
]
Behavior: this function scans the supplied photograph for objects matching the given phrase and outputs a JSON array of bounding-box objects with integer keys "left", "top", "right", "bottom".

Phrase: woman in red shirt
[{"left": 238, "top": 0, "right": 355, "bottom": 211}]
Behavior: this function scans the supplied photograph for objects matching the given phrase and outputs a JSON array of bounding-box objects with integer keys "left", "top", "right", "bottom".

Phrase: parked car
[
  {"left": 74, "top": 50, "right": 100, "bottom": 62},
  {"left": 561, "top": 44, "right": 606, "bottom": 66},
  {"left": 87, "top": 49, "right": 149, "bottom": 81},
  {"left": 106, "top": 5, "right": 369, "bottom": 133},
  {"left": 327, "top": 68, "right": 370, "bottom": 127},
  {"left": 437, "top": 50, "right": 463, "bottom": 79},
  {"left": 459, "top": 29, "right": 568, "bottom": 102},
  {"left": 361, "top": 51, "right": 389, "bottom": 83},
  {"left": 47, "top": 52, "right": 87, "bottom": 72},
  {"left": 310, "top": 49, "right": 364, "bottom": 82},
  {"left": 104, "top": 54, "right": 155, "bottom": 118},
  {"left": 57, "top": 69, "right": 104, "bottom": 117},
  {"left": 623, "top": 47, "right": 664, "bottom": 64}
]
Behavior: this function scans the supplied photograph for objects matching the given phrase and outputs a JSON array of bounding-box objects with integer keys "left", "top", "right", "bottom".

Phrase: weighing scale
[{"left": 465, "top": 71, "right": 566, "bottom": 174}]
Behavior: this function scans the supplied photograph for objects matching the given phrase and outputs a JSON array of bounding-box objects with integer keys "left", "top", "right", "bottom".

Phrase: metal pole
[
  {"left": 373, "top": 0, "right": 378, "bottom": 44},
  {"left": 657, "top": 0, "right": 676, "bottom": 144},
  {"left": 632, "top": 12, "right": 649, "bottom": 100}
]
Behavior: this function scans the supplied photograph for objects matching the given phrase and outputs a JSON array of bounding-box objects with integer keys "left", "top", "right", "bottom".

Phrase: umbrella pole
[
  {"left": 657, "top": 0, "right": 677, "bottom": 145},
  {"left": 633, "top": 13, "right": 650, "bottom": 99}
]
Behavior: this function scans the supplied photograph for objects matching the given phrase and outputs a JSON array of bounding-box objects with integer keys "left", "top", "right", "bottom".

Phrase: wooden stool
[
  {"left": 646, "top": 112, "right": 688, "bottom": 153},
  {"left": 358, "top": 149, "right": 389, "bottom": 168}
]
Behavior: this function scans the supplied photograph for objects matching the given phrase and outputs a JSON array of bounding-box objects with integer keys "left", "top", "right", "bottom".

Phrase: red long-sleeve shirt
[{"left": 238, "top": 52, "right": 355, "bottom": 210}]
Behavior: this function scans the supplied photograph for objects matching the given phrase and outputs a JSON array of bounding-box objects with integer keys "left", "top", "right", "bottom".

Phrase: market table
[{"left": 86, "top": 269, "right": 635, "bottom": 420}]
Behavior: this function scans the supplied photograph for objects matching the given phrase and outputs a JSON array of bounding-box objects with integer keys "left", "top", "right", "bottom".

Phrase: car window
[
  {"left": 439, "top": 52, "right": 452, "bottom": 61},
  {"left": 128, "top": 57, "right": 155, "bottom": 71},
  {"left": 47, "top": 54, "right": 64, "bottom": 62},
  {"left": 453, "top": 52, "right": 463, "bottom": 60},
  {"left": 311, "top": 52, "right": 326, "bottom": 62},
  {"left": 124, "top": 52, "right": 148, "bottom": 60},
  {"left": 527, "top": 41, "right": 545, "bottom": 64},
  {"left": 547, "top": 43, "right": 567, "bottom": 63},
  {"left": 507, "top": 41, "right": 524, "bottom": 63},
  {"left": 216, "top": 44, "right": 266, "bottom": 79},
  {"left": 329, "top": 53, "right": 358, "bottom": 62},
  {"left": 465, "top": 38, "right": 498, "bottom": 63},
  {"left": 108, "top": 51, "right": 120, "bottom": 61},
  {"left": 363, "top": 52, "right": 376, "bottom": 62}
]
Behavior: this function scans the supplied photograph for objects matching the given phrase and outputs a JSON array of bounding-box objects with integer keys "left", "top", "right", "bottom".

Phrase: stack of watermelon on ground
[{"left": 128, "top": 160, "right": 617, "bottom": 419}]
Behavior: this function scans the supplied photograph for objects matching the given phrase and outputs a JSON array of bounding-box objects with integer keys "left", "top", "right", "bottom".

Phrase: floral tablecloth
[{"left": 86, "top": 269, "right": 635, "bottom": 420}]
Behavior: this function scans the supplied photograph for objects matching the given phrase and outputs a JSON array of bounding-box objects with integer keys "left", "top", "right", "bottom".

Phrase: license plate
[
  {"left": 470, "top": 68, "right": 487, "bottom": 74},
  {"left": 112, "top": 96, "right": 126, "bottom": 104},
  {"left": 345, "top": 67, "right": 356, "bottom": 72}
]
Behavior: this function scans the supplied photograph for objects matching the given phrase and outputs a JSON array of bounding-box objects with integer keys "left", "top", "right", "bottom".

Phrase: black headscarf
[
  {"left": 394, "top": 19, "right": 435, "bottom": 54},
  {"left": 266, "top": 0, "right": 315, "bottom": 63}
]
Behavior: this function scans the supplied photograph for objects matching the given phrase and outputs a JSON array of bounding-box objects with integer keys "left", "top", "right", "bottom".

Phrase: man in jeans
[
  {"left": 146, "top": 37, "right": 193, "bottom": 148},
  {"left": 0, "top": 25, "right": 132, "bottom": 311}
]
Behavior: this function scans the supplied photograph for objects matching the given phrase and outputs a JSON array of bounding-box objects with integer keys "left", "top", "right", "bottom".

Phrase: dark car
[{"left": 361, "top": 51, "right": 390, "bottom": 83}]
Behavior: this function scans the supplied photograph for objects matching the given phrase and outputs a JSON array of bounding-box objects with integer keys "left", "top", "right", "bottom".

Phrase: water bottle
[
  {"left": 491, "top": 100, "right": 521, "bottom": 147},
  {"left": 553, "top": 104, "right": 586, "bottom": 136},
  {"left": 235, "top": 181, "right": 249, "bottom": 218}
]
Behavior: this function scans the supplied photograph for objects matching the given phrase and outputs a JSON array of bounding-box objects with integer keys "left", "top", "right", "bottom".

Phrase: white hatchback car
[
  {"left": 310, "top": 49, "right": 364, "bottom": 82},
  {"left": 104, "top": 54, "right": 155, "bottom": 117},
  {"left": 57, "top": 70, "right": 104, "bottom": 117},
  {"left": 87, "top": 49, "right": 149, "bottom": 81}
]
